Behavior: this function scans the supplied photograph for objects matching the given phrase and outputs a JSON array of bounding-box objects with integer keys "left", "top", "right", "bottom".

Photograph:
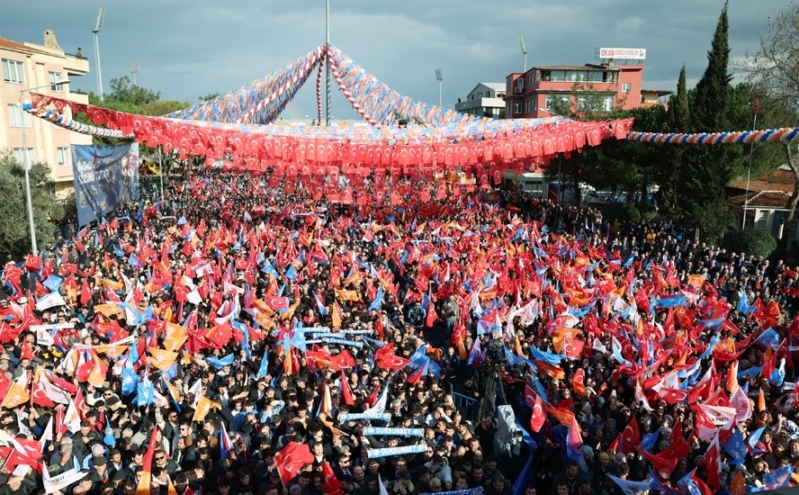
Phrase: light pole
[
  {"left": 435, "top": 69, "right": 443, "bottom": 108},
  {"left": 19, "top": 80, "right": 70, "bottom": 256},
  {"left": 325, "top": 0, "right": 331, "bottom": 127},
  {"left": 130, "top": 60, "right": 140, "bottom": 85},
  {"left": 518, "top": 34, "right": 528, "bottom": 72},
  {"left": 742, "top": 99, "right": 759, "bottom": 229},
  {"left": 92, "top": 7, "right": 106, "bottom": 100}
]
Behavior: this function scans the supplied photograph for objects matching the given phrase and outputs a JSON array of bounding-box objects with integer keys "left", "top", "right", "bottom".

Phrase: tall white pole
[
  {"left": 742, "top": 112, "right": 758, "bottom": 229},
  {"left": 20, "top": 90, "right": 37, "bottom": 256},
  {"left": 93, "top": 33, "right": 103, "bottom": 100},
  {"left": 439, "top": 80, "right": 442, "bottom": 108},
  {"left": 325, "top": 0, "right": 331, "bottom": 126},
  {"left": 93, "top": 8, "right": 106, "bottom": 100}
]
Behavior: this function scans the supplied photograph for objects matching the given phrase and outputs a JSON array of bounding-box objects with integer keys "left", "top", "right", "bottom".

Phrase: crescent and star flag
[
  {"left": 275, "top": 442, "right": 314, "bottom": 486},
  {"left": 135, "top": 426, "right": 159, "bottom": 495}
]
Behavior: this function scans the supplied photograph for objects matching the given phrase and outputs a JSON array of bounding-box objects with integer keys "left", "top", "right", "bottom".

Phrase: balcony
[{"left": 63, "top": 53, "right": 90, "bottom": 76}]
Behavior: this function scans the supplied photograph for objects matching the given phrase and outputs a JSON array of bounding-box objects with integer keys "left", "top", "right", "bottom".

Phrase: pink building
[
  {"left": 503, "top": 62, "right": 670, "bottom": 119},
  {"left": 0, "top": 31, "right": 91, "bottom": 196}
]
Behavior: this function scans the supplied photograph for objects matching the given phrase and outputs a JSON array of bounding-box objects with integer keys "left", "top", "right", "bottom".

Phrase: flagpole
[
  {"left": 742, "top": 102, "right": 758, "bottom": 229},
  {"left": 325, "top": 0, "right": 331, "bottom": 127}
]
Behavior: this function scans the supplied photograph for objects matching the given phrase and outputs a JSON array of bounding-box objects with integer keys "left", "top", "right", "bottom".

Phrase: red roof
[
  {"left": 729, "top": 169, "right": 796, "bottom": 194},
  {"left": 728, "top": 191, "right": 791, "bottom": 208},
  {"left": 0, "top": 36, "right": 51, "bottom": 57}
]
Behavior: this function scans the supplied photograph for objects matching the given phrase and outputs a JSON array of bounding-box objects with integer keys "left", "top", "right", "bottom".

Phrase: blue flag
[
  {"left": 369, "top": 286, "right": 384, "bottom": 312},
  {"left": 206, "top": 354, "right": 235, "bottom": 369},
  {"left": 724, "top": 428, "right": 747, "bottom": 465}
]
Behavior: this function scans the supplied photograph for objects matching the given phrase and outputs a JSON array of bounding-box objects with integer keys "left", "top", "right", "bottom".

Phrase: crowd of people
[{"left": 0, "top": 170, "right": 798, "bottom": 495}]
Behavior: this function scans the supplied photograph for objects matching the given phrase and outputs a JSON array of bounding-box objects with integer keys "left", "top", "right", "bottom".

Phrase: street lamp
[
  {"left": 435, "top": 69, "right": 443, "bottom": 108},
  {"left": 19, "top": 79, "right": 70, "bottom": 256},
  {"left": 92, "top": 7, "right": 106, "bottom": 100}
]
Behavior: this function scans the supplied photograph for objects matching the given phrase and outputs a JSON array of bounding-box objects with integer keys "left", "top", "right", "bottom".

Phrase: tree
[
  {"left": 743, "top": 4, "right": 799, "bottom": 233},
  {"left": 0, "top": 151, "right": 65, "bottom": 259},
  {"left": 680, "top": 1, "right": 735, "bottom": 242},
  {"left": 198, "top": 93, "right": 221, "bottom": 102},
  {"left": 108, "top": 76, "right": 161, "bottom": 106},
  {"left": 657, "top": 66, "right": 691, "bottom": 217}
]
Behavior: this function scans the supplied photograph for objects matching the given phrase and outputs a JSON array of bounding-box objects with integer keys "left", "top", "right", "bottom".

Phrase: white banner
[{"left": 42, "top": 462, "right": 87, "bottom": 494}]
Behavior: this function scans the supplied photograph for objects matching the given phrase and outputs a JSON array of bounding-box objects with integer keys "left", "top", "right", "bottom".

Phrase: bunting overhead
[{"left": 22, "top": 44, "right": 636, "bottom": 176}]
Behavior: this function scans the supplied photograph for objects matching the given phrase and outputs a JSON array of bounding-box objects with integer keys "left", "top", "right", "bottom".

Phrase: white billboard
[{"left": 599, "top": 47, "right": 646, "bottom": 60}]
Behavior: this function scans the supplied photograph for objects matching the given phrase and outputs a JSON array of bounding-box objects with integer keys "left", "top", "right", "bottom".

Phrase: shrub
[
  {"left": 603, "top": 202, "right": 640, "bottom": 223},
  {"left": 637, "top": 202, "right": 658, "bottom": 222},
  {"left": 728, "top": 229, "right": 778, "bottom": 259}
]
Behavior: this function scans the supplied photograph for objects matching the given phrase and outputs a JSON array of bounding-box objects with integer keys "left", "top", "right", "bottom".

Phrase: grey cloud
[{"left": 2, "top": 0, "right": 771, "bottom": 120}]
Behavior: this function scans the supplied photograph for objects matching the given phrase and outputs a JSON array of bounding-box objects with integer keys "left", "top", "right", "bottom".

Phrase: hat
[
  {"left": 91, "top": 444, "right": 106, "bottom": 456},
  {"left": 286, "top": 426, "right": 296, "bottom": 435},
  {"left": 113, "top": 471, "right": 128, "bottom": 481},
  {"left": 398, "top": 470, "right": 412, "bottom": 480},
  {"left": 597, "top": 397, "right": 605, "bottom": 405},
  {"left": 93, "top": 456, "right": 107, "bottom": 466}
]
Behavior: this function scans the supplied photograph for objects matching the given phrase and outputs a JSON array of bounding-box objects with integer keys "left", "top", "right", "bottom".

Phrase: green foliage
[
  {"left": 603, "top": 202, "right": 641, "bottom": 223},
  {"left": 692, "top": 197, "right": 736, "bottom": 244},
  {"left": 198, "top": 92, "right": 221, "bottom": 102},
  {"left": 0, "top": 151, "right": 65, "bottom": 258},
  {"left": 141, "top": 100, "right": 191, "bottom": 116},
  {"left": 637, "top": 202, "right": 658, "bottom": 221},
  {"left": 108, "top": 76, "right": 161, "bottom": 106},
  {"left": 693, "top": 1, "right": 731, "bottom": 133},
  {"left": 680, "top": 2, "right": 736, "bottom": 239},
  {"left": 729, "top": 229, "right": 778, "bottom": 259}
]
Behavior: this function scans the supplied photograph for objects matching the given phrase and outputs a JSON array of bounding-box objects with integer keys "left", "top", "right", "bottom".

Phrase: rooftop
[
  {"left": 728, "top": 167, "right": 796, "bottom": 194},
  {"left": 728, "top": 191, "right": 792, "bottom": 208}
]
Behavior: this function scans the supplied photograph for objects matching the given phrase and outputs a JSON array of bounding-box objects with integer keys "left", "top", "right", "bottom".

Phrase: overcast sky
[{"left": 2, "top": 0, "right": 778, "bottom": 120}]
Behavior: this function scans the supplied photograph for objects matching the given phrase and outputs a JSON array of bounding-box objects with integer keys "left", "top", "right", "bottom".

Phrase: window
[
  {"left": 550, "top": 71, "right": 565, "bottom": 82},
  {"left": 49, "top": 71, "right": 64, "bottom": 91},
  {"left": 485, "top": 91, "right": 491, "bottom": 98},
  {"left": 57, "top": 147, "right": 70, "bottom": 166},
  {"left": 2, "top": 59, "right": 25, "bottom": 84},
  {"left": 7, "top": 104, "right": 31, "bottom": 127},
  {"left": 12, "top": 148, "right": 35, "bottom": 167},
  {"left": 622, "top": 83, "right": 631, "bottom": 93},
  {"left": 603, "top": 96, "right": 614, "bottom": 111},
  {"left": 544, "top": 94, "right": 569, "bottom": 110},
  {"left": 476, "top": 92, "right": 482, "bottom": 99},
  {"left": 514, "top": 102, "right": 522, "bottom": 115}
]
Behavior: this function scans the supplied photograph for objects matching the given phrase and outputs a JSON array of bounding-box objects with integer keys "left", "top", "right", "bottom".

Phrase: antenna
[
  {"left": 518, "top": 34, "right": 528, "bottom": 72},
  {"left": 93, "top": 7, "right": 106, "bottom": 34},
  {"left": 131, "top": 60, "right": 140, "bottom": 85}
]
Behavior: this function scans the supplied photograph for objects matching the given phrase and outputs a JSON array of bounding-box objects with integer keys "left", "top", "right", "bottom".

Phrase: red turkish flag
[
  {"left": 571, "top": 369, "right": 586, "bottom": 396},
  {"left": 638, "top": 448, "right": 679, "bottom": 478},
  {"left": 77, "top": 279, "right": 91, "bottom": 306},
  {"left": 620, "top": 417, "right": 641, "bottom": 455},
  {"left": 564, "top": 337, "right": 585, "bottom": 359},
  {"left": 375, "top": 343, "right": 411, "bottom": 372},
  {"left": 322, "top": 461, "right": 344, "bottom": 495},
  {"left": 275, "top": 442, "right": 314, "bottom": 486},
  {"left": 530, "top": 393, "right": 547, "bottom": 433},
  {"left": 339, "top": 371, "right": 355, "bottom": 406},
  {"left": 329, "top": 350, "right": 356, "bottom": 372}
]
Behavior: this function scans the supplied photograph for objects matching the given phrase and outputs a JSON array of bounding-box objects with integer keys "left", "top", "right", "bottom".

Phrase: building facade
[
  {"left": 0, "top": 31, "right": 91, "bottom": 196},
  {"left": 503, "top": 62, "right": 670, "bottom": 119},
  {"left": 454, "top": 82, "right": 506, "bottom": 118}
]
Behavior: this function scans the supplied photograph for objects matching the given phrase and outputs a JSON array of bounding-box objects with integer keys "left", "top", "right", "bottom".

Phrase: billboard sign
[
  {"left": 72, "top": 143, "right": 139, "bottom": 226},
  {"left": 599, "top": 47, "right": 646, "bottom": 60}
]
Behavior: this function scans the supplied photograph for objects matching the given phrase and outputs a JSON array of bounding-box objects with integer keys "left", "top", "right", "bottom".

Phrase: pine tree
[
  {"left": 658, "top": 66, "right": 691, "bottom": 217},
  {"left": 692, "top": 0, "right": 732, "bottom": 132},
  {"left": 681, "top": 1, "right": 734, "bottom": 241}
]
